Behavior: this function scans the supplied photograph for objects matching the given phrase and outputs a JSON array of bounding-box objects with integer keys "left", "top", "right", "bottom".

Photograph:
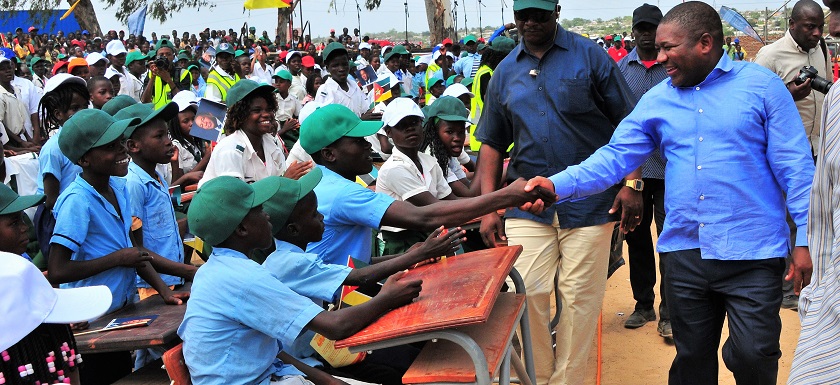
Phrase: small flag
[
  {"left": 60, "top": 0, "right": 82, "bottom": 20},
  {"left": 127, "top": 5, "right": 148, "bottom": 38},
  {"left": 244, "top": 0, "right": 291, "bottom": 10},
  {"left": 373, "top": 77, "right": 392, "bottom": 103}
]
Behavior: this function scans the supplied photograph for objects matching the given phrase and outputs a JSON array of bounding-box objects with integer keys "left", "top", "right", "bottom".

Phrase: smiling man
[{"left": 523, "top": 2, "right": 815, "bottom": 384}]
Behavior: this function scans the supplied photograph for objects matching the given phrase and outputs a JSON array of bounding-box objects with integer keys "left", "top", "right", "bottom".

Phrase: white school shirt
[
  {"left": 376, "top": 147, "right": 451, "bottom": 232},
  {"left": 314, "top": 77, "right": 368, "bottom": 117},
  {"left": 198, "top": 129, "right": 286, "bottom": 187},
  {"left": 275, "top": 93, "right": 301, "bottom": 122}
]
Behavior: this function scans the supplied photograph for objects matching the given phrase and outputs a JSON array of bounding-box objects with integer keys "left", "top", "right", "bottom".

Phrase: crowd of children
[{"left": 1, "top": 26, "right": 552, "bottom": 385}]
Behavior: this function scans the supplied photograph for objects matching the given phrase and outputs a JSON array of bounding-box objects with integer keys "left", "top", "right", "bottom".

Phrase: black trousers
[
  {"left": 624, "top": 178, "right": 668, "bottom": 318},
  {"left": 665, "top": 249, "right": 784, "bottom": 385}
]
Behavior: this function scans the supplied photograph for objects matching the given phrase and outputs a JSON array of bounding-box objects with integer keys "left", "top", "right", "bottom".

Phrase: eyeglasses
[{"left": 514, "top": 9, "right": 554, "bottom": 23}]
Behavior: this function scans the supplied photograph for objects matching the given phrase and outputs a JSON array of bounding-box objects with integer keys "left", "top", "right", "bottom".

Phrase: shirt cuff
[
  {"left": 548, "top": 172, "right": 575, "bottom": 202},
  {"left": 795, "top": 225, "right": 808, "bottom": 247}
]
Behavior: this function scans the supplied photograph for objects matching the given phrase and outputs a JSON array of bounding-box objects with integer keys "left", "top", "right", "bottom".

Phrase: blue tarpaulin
[{"left": 0, "top": 10, "right": 82, "bottom": 35}]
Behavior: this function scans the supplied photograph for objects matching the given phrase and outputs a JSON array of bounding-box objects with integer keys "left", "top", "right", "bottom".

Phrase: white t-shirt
[
  {"left": 314, "top": 77, "right": 368, "bottom": 117},
  {"left": 198, "top": 129, "right": 286, "bottom": 187},
  {"left": 276, "top": 93, "right": 301, "bottom": 122},
  {"left": 376, "top": 148, "right": 452, "bottom": 232}
]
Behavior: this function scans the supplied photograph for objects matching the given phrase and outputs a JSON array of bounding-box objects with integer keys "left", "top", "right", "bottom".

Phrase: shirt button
[
  {"left": 540, "top": 111, "right": 545, "bottom": 116},
  {"left": 697, "top": 165, "right": 702, "bottom": 170},
  {"left": 700, "top": 195, "right": 705, "bottom": 200},
  {"left": 699, "top": 109, "right": 704, "bottom": 113},
  {"left": 699, "top": 137, "right": 704, "bottom": 142},
  {"left": 696, "top": 87, "right": 701, "bottom": 91},
  {"left": 700, "top": 223, "right": 705, "bottom": 228},
  {"left": 542, "top": 137, "right": 548, "bottom": 142},
  {"left": 538, "top": 86, "right": 543, "bottom": 91}
]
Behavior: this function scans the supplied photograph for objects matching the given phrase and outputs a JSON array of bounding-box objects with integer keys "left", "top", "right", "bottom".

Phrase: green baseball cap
[
  {"left": 113, "top": 102, "right": 179, "bottom": 138},
  {"left": 489, "top": 36, "right": 516, "bottom": 53},
  {"left": 215, "top": 42, "right": 235, "bottom": 56},
  {"left": 0, "top": 184, "right": 45, "bottom": 216},
  {"left": 463, "top": 35, "right": 477, "bottom": 44},
  {"left": 384, "top": 50, "right": 400, "bottom": 63},
  {"left": 512, "top": 0, "right": 558, "bottom": 11},
  {"left": 154, "top": 38, "right": 175, "bottom": 52},
  {"left": 299, "top": 104, "right": 383, "bottom": 154},
  {"left": 461, "top": 77, "right": 474, "bottom": 87},
  {"left": 187, "top": 175, "right": 283, "bottom": 246},
  {"left": 226, "top": 79, "right": 276, "bottom": 109},
  {"left": 446, "top": 74, "right": 458, "bottom": 87},
  {"left": 102, "top": 95, "right": 138, "bottom": 116},
  {"left": 258, "top": 168, "right": 323, "bottom": 233},
  {"left": 322, "top": 42, "right": 347, "bottom": 64},
  {"left": 59, "top": 109, "right": 141, "bottom": 164},
  {"left": 124, "top": 50, "right": 147, "bottom": 66},
  {"left": 273, "top": 69, "right": 293, "bottom": 81},
  {"left": 234, "top": 49, "right": 246, "bottom": 58},
  {"left": 477, "top": 43, "right": 486, "bottom": 51},
  {"left": 391, "top": 45, "right": 410, "bottom": 55},
  {"left": 29, "top": 56, "right": 49, "bottom": 66},
  {"left": 428, "top": 76, "right": 444, "bottom": 88},
  {"left": 176, "top": 52, "right": 190, "bottom": 61},
  {"left": 427, "top": 96, "right": 471, "bottom": 123}
]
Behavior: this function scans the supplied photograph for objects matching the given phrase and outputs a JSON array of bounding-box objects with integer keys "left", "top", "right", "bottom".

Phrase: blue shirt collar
[
  {"left": 274, "top": 239, "right": 305, "bottom": 253},
  {"left": 667, "top": 53, "right": 733, "bottom": 89},
  {"left": 73, "top": 174, "right": 127, "bottom": 218},
  {"left": 128, "top": 161, "right": 166, "bottom": 187},
  {"left": 514, "top": 24, "right": 569, "bottom": 61},
  {"left": 210, "top": 247, "right": 250, "bottom": 260}
]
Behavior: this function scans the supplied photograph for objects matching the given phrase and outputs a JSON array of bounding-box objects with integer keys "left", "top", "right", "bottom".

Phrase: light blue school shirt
[
  {"left": 177, "top": 247, "right": 323, "bottom": 385},
  {"left": 549, "top": 54, "right": 815, "bottom": 260},
  {"left": 453, "top": 53, "right": 480, "bottom": 77},
  {"left": 126, "top": 162, "right": 184, "bottom": 288},
  {"left": 307, "top": 165, "right": 395, "bottom": 265},
  {"left": 36, "top": 129, "right": 82, "bottom": 194},
  {"left": 51, "top": 175, "right": 136, "bottom": 313},
  {"left": 264, "top": 239, "right": 352, "bottom": 370},
  {"left": 411, "top": 71, "right": 425, "bottom": 97}
]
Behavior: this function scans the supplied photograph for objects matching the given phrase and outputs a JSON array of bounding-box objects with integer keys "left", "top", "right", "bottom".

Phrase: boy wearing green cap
[
  {"left": 272, "top": 69, "right": 302, "bottom": 149},
  {"left": 178, "top": 175, "right": 423, "bottom": 385},
  {"left": 299, "top": 104, "right": 555, "bottom": 267},
  {"left": 0, "top": 182, "right": 44, "bottom": 260},
  {"left": 47, "top": 109, "right": 190, "bottom": 384},
  {"left": 123, "top": 51, "right": 147, "bottom": 101},
  {"left": 314, "top": 42, "right": 380, "bottom": 121}
]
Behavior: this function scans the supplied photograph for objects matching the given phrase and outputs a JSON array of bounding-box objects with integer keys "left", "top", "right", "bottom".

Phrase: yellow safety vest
[
  {"left": 206, "top": 68, "right": 240, "bottom": 103},
  {"left": 469, "top": 65, "right": 492, "bottom": 152},
  {"left": 151, "top": 69, "right": 193, "bottom": 109},
  {"left": 424, "top": 63, "right": 441, "bottom": 105}
]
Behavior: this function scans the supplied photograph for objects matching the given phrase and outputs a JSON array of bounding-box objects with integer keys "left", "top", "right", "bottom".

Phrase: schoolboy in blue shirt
[
  {"left": 179, "top": 176, "right": 423, "bottom": 385},
  {"left": 298, "top": 104, "right": 554, "bottom": 266},
  {"left": 47, "top": 109, "right": 190, "bottom": 384},
  {"left": 261, "top": 168, "right": 464, "bottom": 385},
  {"left": 0, "top": 183, "right": 44, "bottom": 259},
  {"left": 119, "top": 102, "right": 198, "bottom": 298}
]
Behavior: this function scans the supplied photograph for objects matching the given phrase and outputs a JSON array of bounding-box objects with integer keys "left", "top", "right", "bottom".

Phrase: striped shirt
[
  {"left": 788, "top": 82, "right": 840, "bottom": 384},
  {"left": 616, "top": 48, "right": 667, "bottom": 180}
]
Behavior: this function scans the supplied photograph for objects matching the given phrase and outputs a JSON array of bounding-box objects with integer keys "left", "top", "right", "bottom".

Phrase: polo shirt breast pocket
[
  {"left": 552, "top": 78, "right": 595, "bottom": 114},
  {"left": 147, "top": 207, "right": 174, "bottom": 240}
]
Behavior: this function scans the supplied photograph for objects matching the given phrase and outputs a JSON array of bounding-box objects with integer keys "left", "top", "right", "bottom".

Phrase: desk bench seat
[{"left": 402, "top": 293, "right": 525, "bottom": 384}]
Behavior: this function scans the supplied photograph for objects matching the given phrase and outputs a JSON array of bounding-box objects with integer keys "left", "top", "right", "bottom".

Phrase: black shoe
[
  {"left": 657, "top": 320, "right": 673, "bottom": 338},
  {"left": 624, "top": 309, "right": 656, "bottom": 329},
  {"left": 782, "top": 295, "right": 799, "bottom": 310}
]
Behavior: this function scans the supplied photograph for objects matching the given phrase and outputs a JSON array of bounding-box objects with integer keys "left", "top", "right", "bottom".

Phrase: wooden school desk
[
  {"left": 75, "top": 284, "right": 190, "bottom": 354},
  {"left": 335, "top": 246, "right": 536, "bottom": 385}
]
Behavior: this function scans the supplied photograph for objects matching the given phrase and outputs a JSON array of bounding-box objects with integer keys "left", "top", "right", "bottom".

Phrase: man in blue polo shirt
[{"left": 524, "top": 2, "right": 814, "bottom": 383}]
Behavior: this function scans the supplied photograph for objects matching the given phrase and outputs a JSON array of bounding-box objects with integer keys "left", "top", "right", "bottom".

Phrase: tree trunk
[
  {"left": 71, "top": 0, "right": 102, "bottom": 36},
  {"left": 424, "top": 0, "right": 453, "bottom": 46},
  {"left": 277, "top": 6, "right": 294, "bottom": 48}
]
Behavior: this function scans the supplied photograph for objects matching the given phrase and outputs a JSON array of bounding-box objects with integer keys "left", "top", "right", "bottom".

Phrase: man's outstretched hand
[{"left": 521, "top": 176, "right": 558, "bottom": 214}]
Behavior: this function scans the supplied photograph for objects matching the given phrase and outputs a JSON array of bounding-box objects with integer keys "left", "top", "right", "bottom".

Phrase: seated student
[
  {"left": 421, "top": 96, "right": 476, "bottom": 197},
  {"left": 425, "top": 77, "right": 445, "bottom": 106},
  {"left": 272, "top": 70, "right": 302, "bottom": 150},
  {"left": 0, "top": 182, "right": 44, "bottom": 260},
  {"left": 298, "top": 104, "right": 554, "bottom": 266},
  {"left": 47, "top": 109, "right": 190, "bottom": 384},
  {"left": 314, "top": 42, "right": 381, "bottom": 121},
  {"left": 1, "top": 251, "right": 112, "bottom": 385},
  {"left": 169, "top": 91, "right": 210, "bottom": 183},
  {"left": 67, "top": 58, "right": 89, "bottom": 79},
  {"left": 261, "top": 167, "right": 464, "bottom": 385},
  {"left": 87, "top": 75, "right": 115, "bottom": 110},
  {"left": 33, "top": 74, "right": 89, "bottom": 261},
  {"left": 178, "top": 175, "right": 423, "bottom": 385},
  {"left": 199, "top": 80, "right": 311, "bottom": 186}
]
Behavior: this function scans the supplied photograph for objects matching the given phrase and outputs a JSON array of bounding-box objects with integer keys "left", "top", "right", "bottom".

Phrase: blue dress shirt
[
  {"left": 178, "top": 247, "right": 324, "bottom": 385},
  {"left": 36, "top": 129, "right": 82, "bottom": 194},
  {"left": 307, "top": 165, "right": 395, "bottom": 265},
  {"left": 476, "top": 24, "right": 636, "bottom": 228},
  {"left": 51, "top": 175, "right": 136, "bottom": 313},
  {"left": 126, "top": 162, "right": 184, "bottom": 288},
  {"left": 549, "top": 54, "right": 815, "bottom": 260}
]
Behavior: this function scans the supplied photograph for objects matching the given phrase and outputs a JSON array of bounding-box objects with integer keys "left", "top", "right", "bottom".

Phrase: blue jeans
[{"left": 665, "top": 249, "right": 784, "bottom": 385}]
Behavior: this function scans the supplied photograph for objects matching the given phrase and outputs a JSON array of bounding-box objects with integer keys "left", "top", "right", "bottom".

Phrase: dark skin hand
[
  {"left": 787, "top": 78, "right": 812, "bottom": 101},
  {"left": 610, "top": 185, "right": 643, "bottom": 233},
  {"left": 360, "top": 108, "right": 382, "bottom": 121},
  {"left": 785, "top": 246, "right": 813, "bottom": 295},
  {"left": 355, "top": 226, "right": 465, "bottom": 284}
]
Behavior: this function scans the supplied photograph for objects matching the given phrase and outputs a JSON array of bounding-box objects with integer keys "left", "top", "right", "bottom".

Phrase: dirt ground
[{"left": 580, "top": 243, "right": 801, "bottom": 385}]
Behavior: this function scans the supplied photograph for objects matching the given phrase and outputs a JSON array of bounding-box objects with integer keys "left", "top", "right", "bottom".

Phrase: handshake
[{"left": 518, "top": 176, "right": 558, "bottom": 214}]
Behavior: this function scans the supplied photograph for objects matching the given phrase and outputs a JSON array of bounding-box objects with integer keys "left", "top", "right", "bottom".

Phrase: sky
[{"left": 89, "top": 0, "right": 794, "bottom": 39}]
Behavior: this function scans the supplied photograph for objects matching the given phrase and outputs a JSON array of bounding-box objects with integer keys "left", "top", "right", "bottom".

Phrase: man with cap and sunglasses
[
  {"left": 615, "top": 3, "right": 672, "bottom": 338},
  {"left": 473, "top": 0, "right": 637, "bottom": 383}
]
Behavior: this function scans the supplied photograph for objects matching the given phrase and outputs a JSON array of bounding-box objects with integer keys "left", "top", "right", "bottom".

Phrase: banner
[{"left": 719, "top": 6, "right": 764, "bottom": 45}]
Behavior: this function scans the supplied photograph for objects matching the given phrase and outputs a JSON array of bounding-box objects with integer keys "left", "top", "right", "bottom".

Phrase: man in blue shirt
[
  {"left": 453, "top": 35, "right": 481, "bottom": 78},
  {"left": 524, "top": 2, "right": 814, "bottom": 384},
  {"left": 473, "top": 0, "right": 639, "bottom": 383},
  {"left": 616, "top": 3, "right": 672, "bottom": 337}
]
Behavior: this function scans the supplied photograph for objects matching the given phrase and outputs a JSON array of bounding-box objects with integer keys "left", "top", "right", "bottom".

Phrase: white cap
[
  {"left": 359, "top": 42, "right": 371, "bottom": 50},
  {"left": 287, "top": 50, "right": 302, "bottom": 60},
  {"left": 446, "top": 52, "right": 456, "bottom": 59},
  {"left": 0, "top": 252, "right": 112, "bottom": 351},
  {"left": 442, "top": 83, "right": 475, "bottom": 99},
  {"left": 44, "top": 73, "right": 87, "bottom": 94},
  {"left": 382, "top": 97, "right": 424, "bottom": 127},
  {"left": 0, "top": 50, "right": 11, "bottom": 64},
  {"left": 85, "top": 52, "right": 109, "bottom": 66},
  {"left": 172, "top": 90, "right": 199, "bottom": 112},
  {"left": 432, "top": 50, "right": 442, "bottom": 62},
  {"left": 417, "top": 54, "right": 433, "bottom": 66},
  {"left": 624, "top": 36, "right": 633, "bottom": 41},
  {"left": 106, "top": 40, "right": 127, "bottom": 56}
]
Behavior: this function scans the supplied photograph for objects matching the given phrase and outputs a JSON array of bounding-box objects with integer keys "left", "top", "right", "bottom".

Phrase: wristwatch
[{"left": 624, "top": 179, "right": 644, "bottom": 192}]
